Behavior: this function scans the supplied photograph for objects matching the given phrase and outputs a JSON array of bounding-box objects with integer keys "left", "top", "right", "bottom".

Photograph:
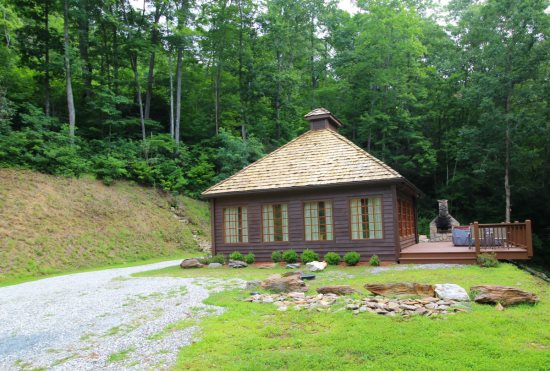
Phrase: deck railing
[{"left": 471, "top": 220, "right": 533, "bottom": 257}]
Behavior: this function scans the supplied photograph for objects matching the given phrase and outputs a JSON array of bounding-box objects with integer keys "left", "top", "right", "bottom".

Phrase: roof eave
[{"left": 200, "top": 177, "right": 413, "bottom": 199}]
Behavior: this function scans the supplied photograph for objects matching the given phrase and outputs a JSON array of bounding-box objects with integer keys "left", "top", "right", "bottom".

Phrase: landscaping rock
[
  {"left": 365, "top": 283, "right": 434, "bottom": 297},
  {"left": 228, "top": 260, "right": 247, "bottom": 268},
  {"left": 471, "top": 285, "right": 539, "bottom": 306},
  {"left": 260, "top": 274, "right": 308, "bottom": 293},
  {"left": 316, "top": 285, "right": 357, "bottom": 296},
  {"left": 180, "top": 258, "right": 203, "bottom": 269},
  {"left": 300, "top": 274, "right": 316, "bottom": 281},
  {"left": 435, "top": 284, "right": 470, "bottom": 301},
  {"left": 245, "top": 280, "right": 262, "bottom": 290},
  {"left": 306, "top": 261, "right": 327, "bottom": 272},
  {"left": 257, "top": 263, "right": 277, "bottom": 269},
  {"left": 282, "top": 271, "right": 302, "bottom": 277},
  {"left": 208, "top": 263, "right": 223, "bottom": 268},
  {"left": 286, "top": 263, "right": 301, "bottom": 269}
]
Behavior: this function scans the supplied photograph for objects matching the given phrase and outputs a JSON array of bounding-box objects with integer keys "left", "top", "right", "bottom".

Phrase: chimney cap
[{"left": 304, "top": 108, "right": 343, "bottom": 131}]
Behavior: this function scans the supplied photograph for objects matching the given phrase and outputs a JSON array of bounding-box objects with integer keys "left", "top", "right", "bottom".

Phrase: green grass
[
  {"left": 148, "top": 319, "right": 197, "bottom": 341},
  {"left": 107, "top": 347, "right": 135, "bottom": 363},
  {"left": 139, "top": 263, "right": 549, "bottom": 370}
]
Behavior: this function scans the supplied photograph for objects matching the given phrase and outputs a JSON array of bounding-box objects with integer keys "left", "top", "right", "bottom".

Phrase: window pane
[
  {"left": 262, "top": 204, "right": 288, "bottom": 242},
  {"left": 304, "top": 201, "right": 332, "bottom": 241},
  {"left": 224, "top": 207, "right": 247, "bottom": 243},
  {"left": 350, "top": 197, "right": 383, "bottom": 240}
]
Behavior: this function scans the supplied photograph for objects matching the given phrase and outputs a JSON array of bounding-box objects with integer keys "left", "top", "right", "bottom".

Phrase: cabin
[{"left": 201, "top": 108, "right": 533, "bottom": 264}]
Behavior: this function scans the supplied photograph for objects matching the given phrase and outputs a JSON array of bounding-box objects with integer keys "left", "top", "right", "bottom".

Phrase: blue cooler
[{"left": 452, "top": 226, "right": 471, "bottom": 246}]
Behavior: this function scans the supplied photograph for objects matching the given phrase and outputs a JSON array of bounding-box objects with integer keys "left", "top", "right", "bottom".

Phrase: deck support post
[
  {"left": 473, "top": 221, "right": 480, "bottom": 256},
  {"left": 525, "top": 219, "right": 533, "bottom": 257}
]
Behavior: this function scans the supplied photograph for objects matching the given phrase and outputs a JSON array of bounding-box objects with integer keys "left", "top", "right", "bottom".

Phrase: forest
[{"left": 0, "top": 0, "right": 548, "bottom": 265}]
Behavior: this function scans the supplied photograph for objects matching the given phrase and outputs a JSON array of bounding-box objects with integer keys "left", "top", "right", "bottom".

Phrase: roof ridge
[
  {"left": 201, "top": 130, "right": 314, "bottom": 195},
  {"left": 325, "top": 130, "right": 402, "bottom": 178}
]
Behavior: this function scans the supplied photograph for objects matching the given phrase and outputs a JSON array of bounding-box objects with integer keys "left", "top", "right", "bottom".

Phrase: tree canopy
[{"left": 0, "top": 0, "right": 548, "bottom": 265}]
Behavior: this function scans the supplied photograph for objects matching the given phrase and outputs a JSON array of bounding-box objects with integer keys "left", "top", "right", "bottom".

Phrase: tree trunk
[
  {"left": 63, "top": 0, "right": 76, "bottom": 141},
  {"left": 214, "top": 62, "right": 221, "bottom": 135},
  {"left": 144, "top": 7, "right": 162, "bottom": 119},
  {"left": 44, "top": 1, "right": 51, "bottom": 116},
  {"left": 175, "top": 47, "right": 183, "bottom": 145},
  {"left": 504, "top": 87, "right": 512, "bottom": 222},
  {"left": 131, "top": 55, "right": 146, "bottom": 141},
  {"left": 77, "top": 0, "right": 92, "bottom": 100},
  {"left": 169, "top": 54, "right": 174, "bottom": 139}
]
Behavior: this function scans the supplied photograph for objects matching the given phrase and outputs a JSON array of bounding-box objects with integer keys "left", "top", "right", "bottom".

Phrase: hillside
[{"left": 0, "top": 168, "right": 210, "bottom": 282}]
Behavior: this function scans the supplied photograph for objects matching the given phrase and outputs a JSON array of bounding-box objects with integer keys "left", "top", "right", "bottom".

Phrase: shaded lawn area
[{"left": 135, "top": 263, "right": 550, "bottom": 370}]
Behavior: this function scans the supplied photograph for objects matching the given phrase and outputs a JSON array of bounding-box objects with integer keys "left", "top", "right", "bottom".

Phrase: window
[
  {"left": 398, "top": 199, "right": 415, "bottom": 238},
  {"left": 223, "top": 207, "right": 248, "bottom": 243},
  {"left": 304, "top": 201, "right": 333, "bottom": 241},
  {"left": 262, "top": 204, "right": 289, "bottom": 242},
  {"left": 350, "top": 197, "right": 383, "bottom": 239}
]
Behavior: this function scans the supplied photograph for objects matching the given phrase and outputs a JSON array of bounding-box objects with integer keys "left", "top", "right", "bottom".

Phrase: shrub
[
  {"left": 210, "top": 254, "right": 225, "bottom": 264},
  {"left": 369, "top": 255, "right": 380, "bottom": 266},
  {"left": 229, "top": 251, "right": 243, "bottom": 261},
  {"left": 344, "top": 251, "right": 361, "bottom": 266},
  {"left": 271, "top": 251, "right": 283, "bottom": 263},
  {"left": 244, "top": 253, "right": 255, "bottom": 264},
  {"left": 282, "top": 249, "right": 299, "bottom": 264},
  {"left": 198, "top": 256, "right": 210, "bottom": 265},
  {"left": 477, "top": 252, "right": 499, "bottom": 268},
  {"left": 324, "top": 252, "right": 341, "bottom": 265},
  {"left": 300, "top": 249, "right": 319, "bottom": 264}
]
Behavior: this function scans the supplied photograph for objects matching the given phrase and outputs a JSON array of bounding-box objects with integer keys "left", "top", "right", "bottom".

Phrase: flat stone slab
[
  {"left": 317, "top": 285, "right": 356, "bottom": 295},
  {"left": 435, "top": 284, "right": 470, "bottom": 301},
  {"left": 471, "top": 285, "right": 539, "bottom": 306},
  {"left": 365, "top": 283, "right": 435, "bottom": 297}
]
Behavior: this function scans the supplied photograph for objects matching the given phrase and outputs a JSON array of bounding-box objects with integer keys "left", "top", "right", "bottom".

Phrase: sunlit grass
[{"left": 140, "top": 263, "right": 549, "bottom": 370}]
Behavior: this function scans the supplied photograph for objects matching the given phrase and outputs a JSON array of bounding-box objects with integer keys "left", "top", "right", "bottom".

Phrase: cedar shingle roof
[{"left": 202, "top": 127, "right": 404, "bottom": 197}]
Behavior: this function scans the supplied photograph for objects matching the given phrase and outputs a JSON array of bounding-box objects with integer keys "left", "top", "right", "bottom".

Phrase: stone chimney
[
  {"left": 429, "top": 199, "right": 460, "bottom": 241},
  {"left": 304, "top": 108, "right": 342, "bottom": 132}
]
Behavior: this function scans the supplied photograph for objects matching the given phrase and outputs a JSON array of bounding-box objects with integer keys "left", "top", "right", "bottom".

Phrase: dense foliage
[
  {"left": 324, "top": 252, "right": 341, "bottom": 265},
  {"left": 0, "top": 0, "right": 548, "bottom": 264},
  {"left": 300, "top": 249, "right": 320, "bottom": 264},
  {"left": 344, "top": 251, "right": 361, "bottom": 266}
]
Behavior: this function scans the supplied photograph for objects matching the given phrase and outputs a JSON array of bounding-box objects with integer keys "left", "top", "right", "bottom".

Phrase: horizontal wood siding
[{"left": 213, "top": 184, "right": 397, "bottom": 262}]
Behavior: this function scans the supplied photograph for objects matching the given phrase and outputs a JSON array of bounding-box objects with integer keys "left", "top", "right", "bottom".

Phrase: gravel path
[{"left": 0, "top": 260, "right": 244, "bottom": 370}]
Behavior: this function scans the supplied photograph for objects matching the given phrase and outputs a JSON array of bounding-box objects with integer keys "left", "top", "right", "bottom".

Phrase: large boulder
[
  {"left": 316, "top": 285, "right": 357, "bottom": 296},
  {"left": 471, "top": 285, "right": 539, "bottom": 306},
  {"left": 365, "top": 283, "right": 435, "bottom": 297},
  {"left": 180, "top": 258, "right": 203, "bottom": 269},
  {"left": 306, "top": 261, "right": 327, "bottom": 272},
  {"left": 435, "top": 284, "right": 470, "bottom": 301},
  {"left": 228, "top": 260, "right": 248, "bottom": 268},
  {"left": 282, "top": 271, "right": 303, "bottom": 278},
  {"left": 261, "top": 274, "right": 308, "bottom": 293}
]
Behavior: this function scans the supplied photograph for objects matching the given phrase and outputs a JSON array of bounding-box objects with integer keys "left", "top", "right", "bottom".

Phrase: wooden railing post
[
  {"left": 473, "top": 221, "right": 480, "bottom": 255},
  {"left": 525, "top": 219, "right": 533, "bottom": 257}
]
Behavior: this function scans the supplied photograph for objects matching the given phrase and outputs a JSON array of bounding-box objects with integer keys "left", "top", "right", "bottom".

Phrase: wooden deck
[{"left": 399, "top": 241, "right": 531, "bottom": 264}]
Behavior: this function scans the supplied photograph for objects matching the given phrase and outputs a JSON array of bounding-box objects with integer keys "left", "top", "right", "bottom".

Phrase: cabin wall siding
[{"left": 212, "top": 184, "right": 399, "bottom": 262}]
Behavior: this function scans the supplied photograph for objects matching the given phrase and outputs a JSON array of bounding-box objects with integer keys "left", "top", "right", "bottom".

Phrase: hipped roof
[{"left": 202, "top": 127, "right": 408, "bottom": 198}]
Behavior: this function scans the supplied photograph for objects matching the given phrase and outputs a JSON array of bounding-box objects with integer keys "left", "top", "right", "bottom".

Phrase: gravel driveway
[{"left": 0, "top": 260, "right": 243, "bottom": 370}]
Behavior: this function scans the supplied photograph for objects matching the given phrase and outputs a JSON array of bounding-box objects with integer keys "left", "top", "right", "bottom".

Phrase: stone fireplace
[{"left": 429, "top": 200, "right": 459, "bottom": 242}]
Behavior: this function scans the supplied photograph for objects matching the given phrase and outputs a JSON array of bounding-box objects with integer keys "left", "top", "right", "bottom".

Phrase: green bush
[
  {"left": 369, "top": 255, "right": 380, "bottom": 266},
  {"left": 282, "top": 249, "right": 299, "bottom": 264},
  {"left": 198, "top": 256, "right": 210, "bottom": 265},
  {"left": 244, "top": 253, "right": 255, "bottom": 264},
  {"left": 229, "top": 251, "right": 243, "bottom": 261},
  {"left": 271, "top": 251, "right": 283, "bottom": 263},
  {"left": 477, "top": 252, "right": 499, "bottom": 268},
  {"left": 324, "top": 252, "right": 341, "bottom": 265},
  {"left": 344, "top": 251, "right": 361, "bottom": 266},
  {"left": 300, "top": 249, "right": 319, "bottom": 264},
  {"left": 210, "top": 254, "right": 225, "bottom": 264}
]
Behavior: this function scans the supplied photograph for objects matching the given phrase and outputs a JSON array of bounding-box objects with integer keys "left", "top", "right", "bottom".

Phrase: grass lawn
[{"left": 137, "top": 263, "right": 550, "bottom": 370}]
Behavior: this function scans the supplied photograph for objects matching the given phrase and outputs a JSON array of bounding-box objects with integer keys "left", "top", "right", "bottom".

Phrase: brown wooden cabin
[{"left": 201, "top": 108, "right": 533, "bottom": 264}]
